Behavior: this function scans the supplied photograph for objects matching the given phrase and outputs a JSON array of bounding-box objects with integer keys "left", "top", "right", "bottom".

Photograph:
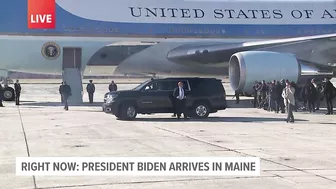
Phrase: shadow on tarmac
[
  {"left": 124, "top": 117, "right": 308, "bottom": 123},
  {"left": 19, "top": 99, "right": 253, "bottom": 109},
  {"left": 20, "top": 102, "right": 103, "bottom": 107}
]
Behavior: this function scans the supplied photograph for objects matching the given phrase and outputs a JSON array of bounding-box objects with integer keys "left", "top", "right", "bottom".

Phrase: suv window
[
  {"left": 189, "top": 79, "right": 224, "bottom": 95},
  {"left": 159, "top": 81, "right": 176, "bottom": 91},
  {"left": 133, "top": 80, "right": 151, "bottom": 91},
  {"left": 143, "top": 81, "right": 160, "bottom": 91},
  {"left": 142, "top": 80, "right": 191, "bottom": 92},
  {"left": 209, "top": 80, "right": 224, "bottom": 93}
]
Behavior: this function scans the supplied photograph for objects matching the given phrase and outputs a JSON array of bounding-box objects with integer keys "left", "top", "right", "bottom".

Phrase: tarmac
[{"left": 1, "top": 81, "right": 336, "bottom": 189}]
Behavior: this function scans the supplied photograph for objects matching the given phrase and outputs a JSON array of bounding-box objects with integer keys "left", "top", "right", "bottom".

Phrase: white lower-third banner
[{"left": 16, "top": 157, "right": 260, "bottom": 176}]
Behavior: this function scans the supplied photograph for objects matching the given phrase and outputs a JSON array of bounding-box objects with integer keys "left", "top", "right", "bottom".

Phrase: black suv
[{"left": 102, "top": 77, "right": 227, "bottom": 120}]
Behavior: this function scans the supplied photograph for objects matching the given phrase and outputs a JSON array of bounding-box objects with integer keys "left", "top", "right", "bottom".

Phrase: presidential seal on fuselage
[{"left": 42, "top": 42, "right": 60, "bottom": 60}]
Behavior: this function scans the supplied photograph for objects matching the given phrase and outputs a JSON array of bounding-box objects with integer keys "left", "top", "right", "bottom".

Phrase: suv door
[
  {"left": 159, "top": 80, "right": 178, "bottom": 109},
  {"left": 138, "top": 80, "right": 173, "bottom": 112}
]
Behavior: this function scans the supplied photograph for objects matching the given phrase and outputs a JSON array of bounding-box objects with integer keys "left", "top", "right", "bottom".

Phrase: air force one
[{"left": 0, "top": 0, "right": 336, "bottom": 100}]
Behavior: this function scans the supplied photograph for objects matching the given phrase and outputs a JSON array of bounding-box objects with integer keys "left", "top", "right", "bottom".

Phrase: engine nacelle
[{"left": 229, "top": 51, "right": 334, "bottom": 93}]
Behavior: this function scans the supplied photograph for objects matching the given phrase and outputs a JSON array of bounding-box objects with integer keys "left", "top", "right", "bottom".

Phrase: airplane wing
[{"left": 167, "top": 33, "right": 336, "bottom": 66}]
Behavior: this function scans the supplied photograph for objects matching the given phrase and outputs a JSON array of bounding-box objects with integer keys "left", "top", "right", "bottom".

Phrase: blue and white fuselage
[{"left": 0, "top": 0, "right": 335, "bottom": 77}]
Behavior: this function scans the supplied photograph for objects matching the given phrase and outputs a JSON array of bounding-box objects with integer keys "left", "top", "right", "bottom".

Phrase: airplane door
[{"left": 62, "top": 47, "right": 82, "bottom": 69}]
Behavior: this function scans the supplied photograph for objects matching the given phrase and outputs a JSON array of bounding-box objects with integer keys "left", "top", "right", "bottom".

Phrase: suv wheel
[
  {"left": 193, "top": 102, "right": 210, "bottom": 118},
  {"left": 120, "top": 103, "right": 137, "bottom": 120},
  {"left": 3, "top": 87, "right": 15, "bottom": 101}
]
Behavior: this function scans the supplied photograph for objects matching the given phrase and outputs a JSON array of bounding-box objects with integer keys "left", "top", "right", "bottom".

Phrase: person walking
[
  {"left": 59, "top": 82, "right": 64, "bottom": 103},
  {"left": 59, "top": 81, "right": 72, "bottom": 111}
]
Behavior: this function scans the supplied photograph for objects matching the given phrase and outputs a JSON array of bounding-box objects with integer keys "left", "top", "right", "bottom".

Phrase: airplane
[{"left": 0, "top": 0, "right": 336, "bottom": 101}]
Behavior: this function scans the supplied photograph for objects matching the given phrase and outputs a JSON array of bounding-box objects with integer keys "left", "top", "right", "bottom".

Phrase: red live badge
[{"left": 28, "top": 0, "right": 56, "bottom": 29}]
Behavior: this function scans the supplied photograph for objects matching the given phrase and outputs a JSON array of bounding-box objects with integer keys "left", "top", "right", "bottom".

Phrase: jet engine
[{"left": 229, "top": 51, "right": 334, "bottom": 93}]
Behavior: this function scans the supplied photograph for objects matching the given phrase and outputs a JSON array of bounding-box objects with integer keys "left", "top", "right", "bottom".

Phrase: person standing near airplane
[
  {"left": 274, "top": 81, "right": 282, "bottom": 113},
  {"left": 269, "top": 80, "right": 278, "bottom": 112},
  {"left": 311, "top": 78, "right": 322, "bottom": 111},
  {"left": 252, "top": 81, "right": 259, "bottom": 108},
  {"left": 290, "top": 81, "right": 299, "bottom": 112},
  {"left": 303, "top": 79, "right": 317, "bottom": 113},
  {"left": 14, "top": 79, "right": 21, "bottom": 105},
  {"left": 257, "top": 80, "right": 267, "bottom": 109},
  {"left": 282, "top": 81, "right": 295, "bottom": 123},
  {"left": 109, "top": 80, "right": 117, "bottom": 92},
  {"left": 59, "top": 81, "right": 72, "bottom": 111},
  {"left": 323, "top": 78, "right": 335, "bottom": 115},
  {"left": 86, "top": 80, "right": 95, "bottom": 103}
]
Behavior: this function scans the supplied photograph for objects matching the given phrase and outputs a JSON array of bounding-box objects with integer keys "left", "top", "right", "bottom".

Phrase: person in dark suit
[
  {"left": 172, "top": 81, "right": 187, "bottom": 120},
  {"left": 59, "top": 81, "right": 72, "bottom": 111},
  {"left": 0, "top": 84, "right": 4, "bottom": 107},
  {"left": 86, "top": 80, "right": 95, "bottom": 103},
  {"left": 14, "top": 79, "right": 21, "bottom": 105},
  {"left": 257, "top": 80, "right": 267, "bottom": 108},
  {"left": 303, "top": 78, "right": 317, "bottom": 112},
  {"left": 252, "top": 81, "right": 258, "bottom": 108},
  {"left": 109, "top": 80, "right": 117, "bottom": 92},
  {"left": 323, "top": 78, "right": 335, "bottom": 115}
]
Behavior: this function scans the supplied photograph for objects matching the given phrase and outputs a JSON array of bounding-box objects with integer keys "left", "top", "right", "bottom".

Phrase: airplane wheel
[{"left": 3, "top": 87, "right": 15, "bottom": 101}]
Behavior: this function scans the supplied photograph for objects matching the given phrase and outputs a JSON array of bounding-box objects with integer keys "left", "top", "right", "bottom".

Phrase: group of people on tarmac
[
  {"left": 0, "top": 79, "right": 21, "bottom": 107},
  {"left": 58, "top": 80, "right": 118, "bottom": 110},
  {"left": 1, "top": 77, "right": 334, "bottom": 118},
  {"left": 252, "top": 77, "right": 336, "bottom": 122}
]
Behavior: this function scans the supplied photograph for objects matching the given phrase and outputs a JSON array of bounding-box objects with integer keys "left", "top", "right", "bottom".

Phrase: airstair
[{"left": 62, "top": 68, "right": 83, "bottom": 104}]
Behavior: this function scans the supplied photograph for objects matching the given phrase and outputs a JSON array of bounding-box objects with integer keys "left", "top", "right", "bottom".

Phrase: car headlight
[
  {"left": 108, "top": 94, "right": 118, "bottom": 98},
  {"left": 106, "top": 98, "right": 113, "bottom": 103},
  {"left": 106, "top": 94, "right": 118, "bottom": 102}
]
